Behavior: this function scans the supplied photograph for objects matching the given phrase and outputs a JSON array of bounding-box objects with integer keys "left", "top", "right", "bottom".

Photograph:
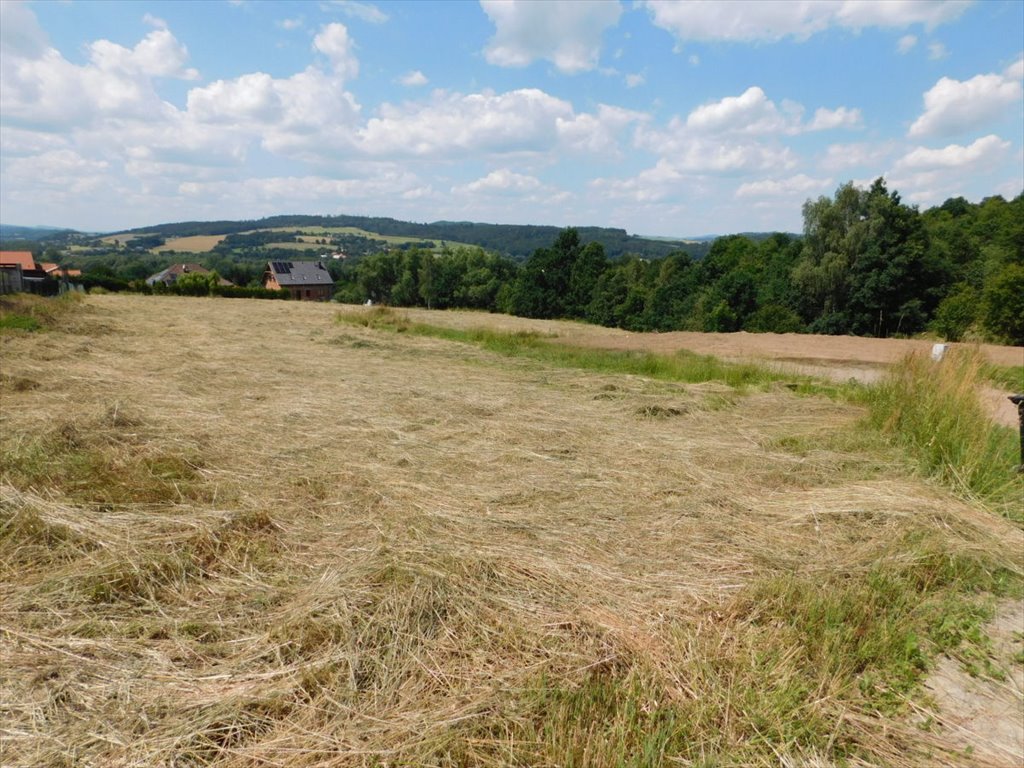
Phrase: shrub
[
  {"left": 930, "top": 284, "right": 979, "bottom": 342},
  {"left": 744, "top": 304, "right": 806, "bottom": 333}
]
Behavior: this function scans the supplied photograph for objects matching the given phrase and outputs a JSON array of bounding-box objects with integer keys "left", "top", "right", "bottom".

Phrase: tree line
[{"left": 333, "top": 180, "right": 1022, "bottom": 344}]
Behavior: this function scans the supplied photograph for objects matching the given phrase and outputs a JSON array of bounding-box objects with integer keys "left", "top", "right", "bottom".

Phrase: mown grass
[
  {"left": 1, "top": 410, "right": 207, "bottom": 505},
  {"left": 338, "top": 307, "right": 808, "bottom": 390},
  {"left": 435, "top": 533, "right": 1021, "bottom": 766},
  {"left": 2, "top": 296, "right": 1021, "bottom": 767},
  {"left": 341, "top": 307, "right": 1023, "bottom": 522}
]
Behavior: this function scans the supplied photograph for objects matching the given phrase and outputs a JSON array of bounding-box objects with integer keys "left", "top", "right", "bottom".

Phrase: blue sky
[{"left": 1, "top": 0, "right": 1021, "bottom": 237}]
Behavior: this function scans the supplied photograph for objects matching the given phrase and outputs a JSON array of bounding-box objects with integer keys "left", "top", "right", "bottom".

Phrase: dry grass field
[
  {"left": 1, "top": 294, "right": 1022, "bottom": 767},
  {"left": 154, "top": 235, "right": 227, "bottom": 253}
]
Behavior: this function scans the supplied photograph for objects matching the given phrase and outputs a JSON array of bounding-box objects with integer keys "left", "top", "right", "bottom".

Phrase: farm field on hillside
[
  {"left": 154, "top": 235, "right": 227, "bottom": 253},
  {"left": 1, "top": 295, "right": 1022, "bottom": 767},
  {"left": 270, "top": 226, "right": 478, "bottom": 250}
]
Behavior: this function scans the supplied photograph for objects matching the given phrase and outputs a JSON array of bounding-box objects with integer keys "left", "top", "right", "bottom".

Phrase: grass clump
[
  {"left": 0, "top": 292, "right": 83, "bottom": 333},
  {"left": 860, "top": 350, "right": 1022, "bottom": 519},
  {"left": 0, "top": 313, "right": 41, "bottom": 332},
  {"left": 982, "top": 362, "right": 1024, "bottom": 392},
  {"left": 80, "top": 550, "right": 198, "bottom": 604},
  {"left": 1, "top": 411, "right": 207, "bottom": 505},
  {"left": 739, "top": 539, "right": 1021, "bottom": 715}
]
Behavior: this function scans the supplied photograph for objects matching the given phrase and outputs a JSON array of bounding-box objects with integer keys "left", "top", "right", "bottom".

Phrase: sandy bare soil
[{"left": 924, "top": 599, "right": 1024, "bottom": 765}]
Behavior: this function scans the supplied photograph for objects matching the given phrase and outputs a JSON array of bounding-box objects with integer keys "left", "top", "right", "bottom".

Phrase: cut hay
[{"left": 1, "top": 295, "right": 1021, "bottom": 767}]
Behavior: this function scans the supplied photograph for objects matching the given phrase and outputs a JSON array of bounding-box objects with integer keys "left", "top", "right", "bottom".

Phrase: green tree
[
  {"left": 566, "top": 241, "right": 608, "bottom": 318},
  {"left": 506, "top": 228, "right": 582, "bottom": 319},
  {"left": 356, "top": 252, "right": 402, "bottom": 304},
  {"left": 418, "top": 251, "right": 438, "bottom": 309},
  {"left": 174, "top": 271, "right": 220, "bottom": 296},
  {"left": 846, "top": 180, "right": 936, "bottom": 336},
  {"left": 640, "top": 252, "right": 697, "bottom": 331},
  {"left": 930, "top": 284, "right": 979, "bottom": 342},
  {"left": 981, "top": 263, "right": 1024, "bottom": 344}
]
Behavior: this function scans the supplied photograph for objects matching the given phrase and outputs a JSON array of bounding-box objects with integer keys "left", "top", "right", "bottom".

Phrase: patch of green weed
[
  {"left": 0, "top": 314, "right": 42, "bottom": 332},
  {"left": 982, "top": 363, "right": 1024, "bottom": 392}
]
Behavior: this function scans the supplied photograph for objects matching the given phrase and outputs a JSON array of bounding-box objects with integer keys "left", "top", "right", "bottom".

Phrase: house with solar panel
[{"left": 262, "top": 260, "right": 335, "bottom": 301}]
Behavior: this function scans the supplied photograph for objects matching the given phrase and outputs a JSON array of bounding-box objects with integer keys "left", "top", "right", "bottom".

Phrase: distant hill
[
  {"left": 0, "top": 224, "right": 81, "bottom": 241},
  {"left": 3, "top": 215, "right": 799, "bottom": 262},
  {"left": 112, "top": 214, "right": 709, "bottom": 261}
]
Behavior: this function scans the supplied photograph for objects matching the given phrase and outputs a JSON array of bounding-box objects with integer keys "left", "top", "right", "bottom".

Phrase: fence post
[{"left": 1010, "top": 394, "right": 1024, "bottom": 473}]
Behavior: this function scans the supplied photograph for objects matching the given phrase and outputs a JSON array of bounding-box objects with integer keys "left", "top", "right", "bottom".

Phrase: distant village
[{"left": 0, "top": 251, "right": 334, "bottom": 301}]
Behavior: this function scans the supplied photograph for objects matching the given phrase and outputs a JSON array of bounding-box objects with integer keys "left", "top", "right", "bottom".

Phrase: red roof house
[{"left": 0, "top": 251, "right": 38, "bottom": 270}]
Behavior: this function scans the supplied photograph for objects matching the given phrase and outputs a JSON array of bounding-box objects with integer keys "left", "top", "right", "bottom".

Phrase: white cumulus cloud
[
  {"left": 897, "top": 34, "right": 917, "bottom": 53},
  {"left": 324, "top": 1, "right": 389, "bottom": 24},
  {"left": 735, "top": 174, "right": 832, "bottom": 198},
  {"left": 356, "top": 89, "right": 640, "bottom": 159},
  {"left": 358, "top": 88, "right": 572, "bottom": 156},
  {"left": 641, "top": 0, "right": 970, "bottom": 44},
  {"left": 908, "top": 67, "right": 1023, "bottom": 138},
  {"left": 679, "top": 86, "right": 861, "bottom": 135},
  {"left": 1, "top": 15, "right": 199, "bottom": 130},
  {"left": 481, "top": 0, "right": 623, "bottom": 74},
  {"left": 557, "top": 103, "right": 648, "bottom": 154},
  {"left": 464, "top": 169, "right": 543, "bottom": 194},
  {"left": 806, "top": 106, "right": 863, "bottom": 131},
  {"left": 1003, "top": 55, "right": 1023, "bottom": 81},
  {"left": 819, "top": 141, "right": 895, "bottom": 172},
  {"left": 313, "top": 22, "right": 359, "bottom": 79},
  {"left": 887, "top": 134, "right": 1013, "bottom": 206},
  {"left": 686, "top": 87, "right": 790, "bottom": 134},
  {"left": 895, "top": 134, "right": 1010, "bottom": 170},
  {"left": 399, "top": 70, "right": 428, "bottom": 87}
]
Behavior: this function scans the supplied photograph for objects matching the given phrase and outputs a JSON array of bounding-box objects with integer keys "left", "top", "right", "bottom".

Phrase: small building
[
  {"left": 262, "top": 260, "right": 334, "bottom": 301},
  {"left": 146, "top": 263, "right": 231, "bottom": 288},
  {"left": 0, "top": 251, "right": 38, "bottom": 271},
  {"left": 0, "top": 250, "right": 49, "bottom": 294},
  {"left": 40, "top": 262, "right": 83, "bottom": 280}
]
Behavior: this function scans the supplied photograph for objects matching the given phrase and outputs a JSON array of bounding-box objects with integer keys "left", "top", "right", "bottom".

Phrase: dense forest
[{"left": 332, "top": 180, "right": 1023, "bottom": 344}]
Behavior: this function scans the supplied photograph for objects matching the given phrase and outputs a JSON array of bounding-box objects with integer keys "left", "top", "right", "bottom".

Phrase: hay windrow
[{"left": 1, "top": 294, "right": 1021, "bottom": 767}]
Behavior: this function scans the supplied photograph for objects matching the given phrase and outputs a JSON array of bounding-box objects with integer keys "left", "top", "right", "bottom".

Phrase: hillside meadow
[{"left": 1, "top": 294, "right": 1022, "bottom": 767}]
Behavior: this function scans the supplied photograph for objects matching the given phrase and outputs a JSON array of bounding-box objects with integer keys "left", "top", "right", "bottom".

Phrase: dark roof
[
  {"left": 266, "top": 260, "right": 333, "bottom": 286},
  {"left": 145, "top": 263, "right": 210, "bottom": 286}
]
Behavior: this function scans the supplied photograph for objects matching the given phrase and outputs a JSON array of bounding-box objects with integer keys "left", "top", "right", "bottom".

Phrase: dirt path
[{"left": 347, "top": 307, "right": 1024, "bottom": 427}]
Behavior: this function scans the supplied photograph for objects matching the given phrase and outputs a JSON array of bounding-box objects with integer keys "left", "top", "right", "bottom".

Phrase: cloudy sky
[{"left": 1, "top": 0, "right": 1022, "bottom": 236}]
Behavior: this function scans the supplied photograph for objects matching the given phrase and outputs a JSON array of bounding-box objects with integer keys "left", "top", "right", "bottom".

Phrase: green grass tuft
[
  {"left": 0, "top": 292, "right": 84, "bottom": 332},
  {"left": 0, "top": 314, "right": 42, "bottom": 331},
  {"left": 982, "top": 362, "right": 1024, "bottom": 392},
  {"left": 858, "top": 350, "right": 1022, "bottom": 521}
]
